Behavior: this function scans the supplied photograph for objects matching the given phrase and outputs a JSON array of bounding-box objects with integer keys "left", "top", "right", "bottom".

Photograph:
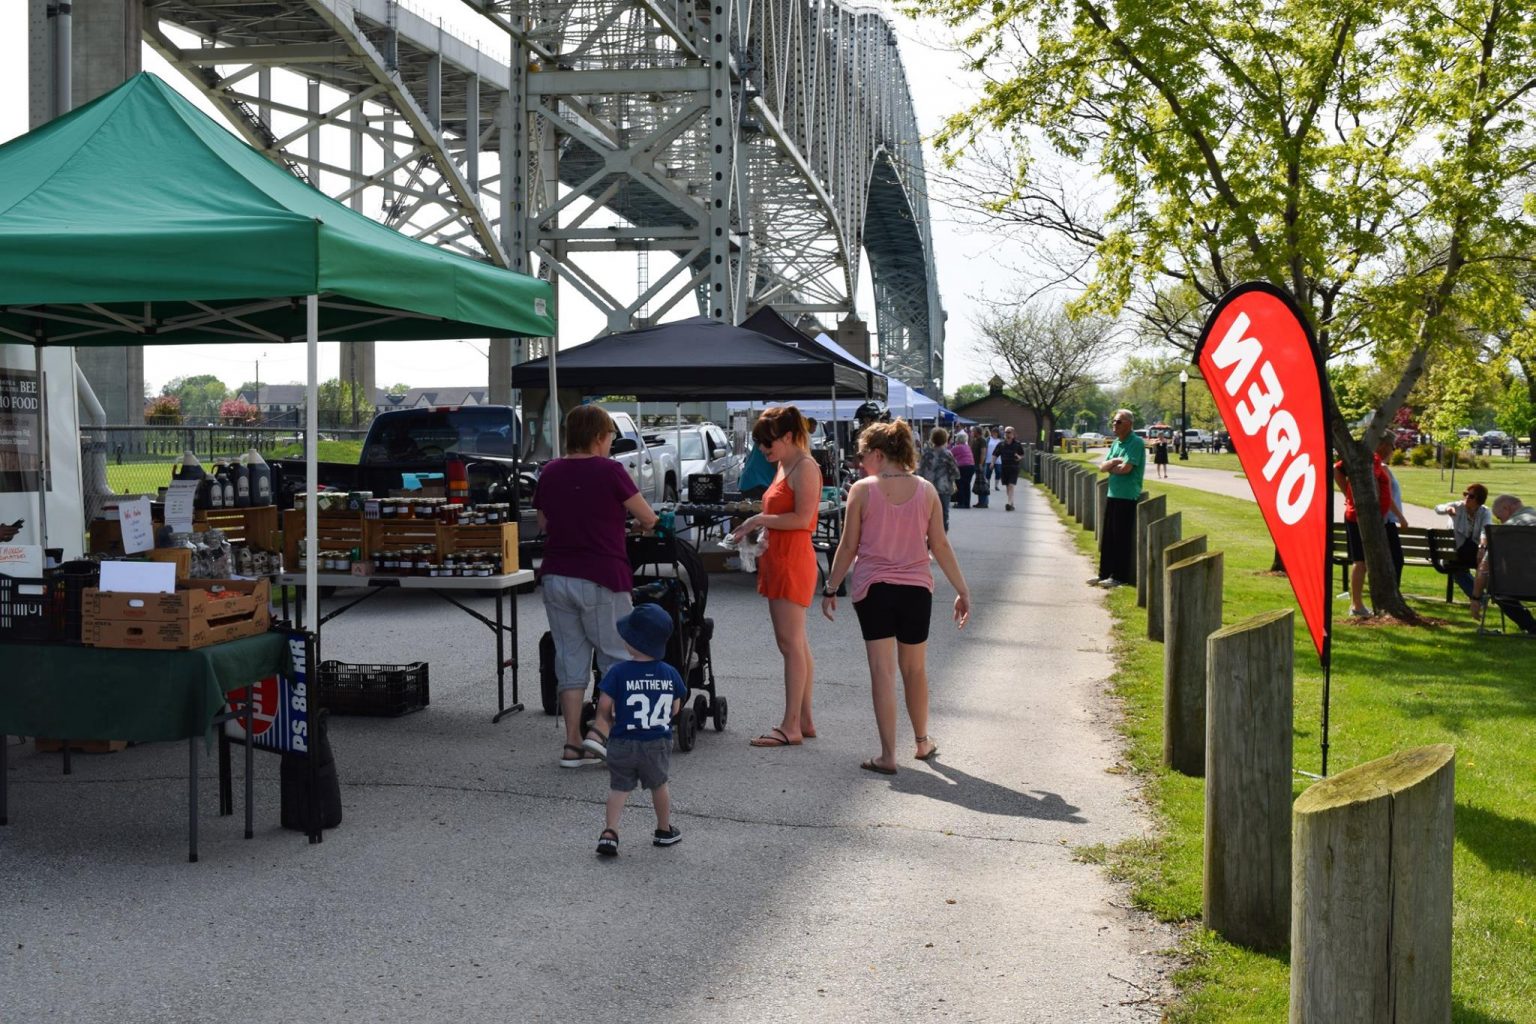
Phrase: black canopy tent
[
  {"left": 739, "top": 307, "right": 886, "bottom": 402},
  {"left": 512, "top": 315, "right": 868, "bottom": 399},
  {"left": 512, "top": 316, "right": 870, "bottom": 458}
]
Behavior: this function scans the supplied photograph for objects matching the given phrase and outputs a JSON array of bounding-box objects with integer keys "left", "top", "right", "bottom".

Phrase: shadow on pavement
[{"left": 886, "top": 757, "right": 1087, "bottom": 823}]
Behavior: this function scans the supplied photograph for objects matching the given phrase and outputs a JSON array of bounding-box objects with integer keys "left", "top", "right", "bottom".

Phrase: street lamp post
[{"left": 1178, "top": 370, "right": 1190, "bottom": 460}]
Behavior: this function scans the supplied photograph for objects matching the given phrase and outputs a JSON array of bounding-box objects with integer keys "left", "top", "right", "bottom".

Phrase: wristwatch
[{"left": 823, "top": 582, "right": 839, "bottom": 597}]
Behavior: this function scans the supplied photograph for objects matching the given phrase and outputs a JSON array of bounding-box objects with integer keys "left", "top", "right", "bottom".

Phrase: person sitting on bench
[
  {"left": 1470, "top": 493, "right": 1536, "bottom": 635},
  {"left": 1434, "top": 483, "right": 1492, "bottom": 601}
]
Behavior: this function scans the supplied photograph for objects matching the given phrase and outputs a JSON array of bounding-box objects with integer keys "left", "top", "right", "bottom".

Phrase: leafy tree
[
  {"left": 974, "top": 299, "right": 1121, "bottom": 448},
  {"left": 219, "top": 397, "right": 260, "bottom": 425},
  {"left": 910, "top": 0, "right": 1536, "bottom": 619},
  {"left": 1495, "top": 372, "right": 1536, "bottom": 453},
  {"left": 160, "top": 374, "right": 229, "bottom": 423},
  {"left": 1119, "top": 353, "right": 1217, "bottom": 432},
  {"left": 950, "top": 381, "right": 990, "bottom": 407},
  {"left": 317, "top": 378, "right": 373, "bottom": 429},
  {"left": 387, "top": 382, "right": 411, "bottom": 397},
  {"left": 144, "top": 395, "right": 181, "bottom": 425}
]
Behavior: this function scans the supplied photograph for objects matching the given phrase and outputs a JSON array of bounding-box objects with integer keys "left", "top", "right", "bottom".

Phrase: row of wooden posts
[{"left": 1028, "top": 448, "right": 1456, "bottom": 1023}]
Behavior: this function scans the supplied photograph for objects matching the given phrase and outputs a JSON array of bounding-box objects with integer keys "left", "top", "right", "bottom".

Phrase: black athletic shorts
[
  {"left": 1344, "top": 520, "right": 1364, "bottom": 562},
  {"left": 1000, "top": 465, "right": 1020, "bottom": 485},
  {"left": 853, "top": 582, "right": 933, "bottom": 645}
]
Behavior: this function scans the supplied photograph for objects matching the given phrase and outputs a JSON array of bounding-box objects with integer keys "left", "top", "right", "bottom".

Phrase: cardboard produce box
[{"left": 81, "top": 578, "right": 271, "bottom": 650}]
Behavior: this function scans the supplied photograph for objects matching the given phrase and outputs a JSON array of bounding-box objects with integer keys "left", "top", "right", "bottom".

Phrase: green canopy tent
[{"left": 0, "top": 73, "right": 554, "bottom": 630}]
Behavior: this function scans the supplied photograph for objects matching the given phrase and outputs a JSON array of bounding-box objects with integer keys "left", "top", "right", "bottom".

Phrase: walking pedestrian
[
  {"left": 534, "top": 404, "right": 659, "bottom": 768},
  {"left": 951, "top": 429, "right": 976, "bottom": 509},
  {"left": 1152, "top": 433, "right": 1169, "bottom": 479},
  {"left": 820, "top": 419, "right": 971, "bottom": 774},
  {"left": 994, "top": 426, "right": 1026, "bottom": 511},
  {"left": 1090, "top": 410, "right": 1145, "bottom": 587},
  {"left": 969, "top": 427, "right": 990, "bottom": 508},
  {"left": 732, "top": 405, "right": 821, "bottom": 747},
  {"left": 985, "top": 427, "right": 1002, "bottom": 492},
  {"left": 917, "top": 427, "right": 961, "bottom": 531}
]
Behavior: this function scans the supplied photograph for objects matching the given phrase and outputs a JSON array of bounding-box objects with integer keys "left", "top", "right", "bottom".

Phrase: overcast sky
[{"left": 0, "top": 2, "right": 1035, "bottom": 398}]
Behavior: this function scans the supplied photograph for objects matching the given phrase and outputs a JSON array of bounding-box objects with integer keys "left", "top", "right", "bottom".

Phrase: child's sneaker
[
  {"left": 596, "top": 828, "right": 618, "bottom": 857},
  {"left": 652, "top": 826, "right": 682, "bottom": 847}
]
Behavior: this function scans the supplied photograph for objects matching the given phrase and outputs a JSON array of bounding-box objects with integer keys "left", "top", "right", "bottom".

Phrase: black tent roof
[
  {"left": 511, "top": 315, "right": 869, "bottom": 400},
  {"left": 740, "top": 307, "right": 886, "bottom": 401}
]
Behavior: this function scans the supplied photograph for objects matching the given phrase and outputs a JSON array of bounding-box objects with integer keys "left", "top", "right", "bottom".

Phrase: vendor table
[
  {"left": 278, "top": 569, "right": 535, "bottom": 722},
  {"left": 0, "top": 631, "right": 290, "bottom": 861}
]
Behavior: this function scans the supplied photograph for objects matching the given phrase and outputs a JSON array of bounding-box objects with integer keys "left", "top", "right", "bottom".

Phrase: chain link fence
[{"left": 80, "top": 425, "right": 367, "bottom": 522}]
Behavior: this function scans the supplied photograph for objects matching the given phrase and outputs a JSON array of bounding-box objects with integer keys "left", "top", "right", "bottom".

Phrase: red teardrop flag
[{"left": 1194, "top": 283, "right": 1330, "bottom": 658}]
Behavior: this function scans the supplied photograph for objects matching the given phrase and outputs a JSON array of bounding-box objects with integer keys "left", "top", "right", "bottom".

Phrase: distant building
[
  {"left": 398, "top": 387, "right": 489, "bottom": 409},
  {"left": 951, "top": 376, "right": 1050, "bottom": 446}
]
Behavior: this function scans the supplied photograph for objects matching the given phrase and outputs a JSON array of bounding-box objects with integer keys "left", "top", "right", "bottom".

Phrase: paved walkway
[
  {"left": 1, "top": 484, "right": 1171, "bottom": 1023},
  {"left": 1150, "top": 462, "right": 1444, "bottom": 528}
]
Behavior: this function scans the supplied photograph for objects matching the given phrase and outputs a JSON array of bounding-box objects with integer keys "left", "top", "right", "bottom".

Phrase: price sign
[
  {"left": 119, "top": 496, "right": 154, "bottom": 553},
  {"left": 165, "top": 480, "right": 198, "bottom": 534}
]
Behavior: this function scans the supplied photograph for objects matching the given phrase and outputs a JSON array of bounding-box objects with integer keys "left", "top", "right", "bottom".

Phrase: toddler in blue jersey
[{"left": 583, "top": 602, "right": 687, "bottom": 857}]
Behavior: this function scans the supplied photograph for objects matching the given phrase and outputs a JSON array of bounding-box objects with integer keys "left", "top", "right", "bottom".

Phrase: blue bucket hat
[{"left": 617, "top": 603, "right": 672, "bottom": 660}]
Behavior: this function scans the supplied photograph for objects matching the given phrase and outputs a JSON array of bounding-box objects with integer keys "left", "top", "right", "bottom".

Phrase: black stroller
[{"left": 538, "top": 532, "right": 724, "bottom": 751}]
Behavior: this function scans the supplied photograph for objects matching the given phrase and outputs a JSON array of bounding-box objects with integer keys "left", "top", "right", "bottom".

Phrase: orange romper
[{"left": 756, "top": 471, "right": 818, "bottom": 607}]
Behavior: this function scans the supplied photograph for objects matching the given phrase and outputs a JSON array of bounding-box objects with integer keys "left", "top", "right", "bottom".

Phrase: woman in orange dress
[{"left": 731, "top": 405, "right": 821, "bottom": 746}]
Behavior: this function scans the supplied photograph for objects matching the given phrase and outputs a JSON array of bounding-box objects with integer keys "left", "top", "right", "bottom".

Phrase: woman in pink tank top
[{"left": 821, "top": 419, "right": 971, "bottom": 775}]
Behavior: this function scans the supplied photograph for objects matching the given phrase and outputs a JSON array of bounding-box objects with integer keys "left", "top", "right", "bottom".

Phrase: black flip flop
[{"left": 749, "top": 727, "right": 801, "bottom": 748}]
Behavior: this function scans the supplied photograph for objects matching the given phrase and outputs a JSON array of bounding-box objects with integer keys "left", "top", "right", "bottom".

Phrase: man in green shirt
[{"left": 1090, "top": 409, "right": 1146, "bottom": 588}]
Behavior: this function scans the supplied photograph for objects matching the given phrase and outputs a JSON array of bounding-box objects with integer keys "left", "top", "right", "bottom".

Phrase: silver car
[{"left": 649, "top": 422, "right": 743, "bottom": 500}]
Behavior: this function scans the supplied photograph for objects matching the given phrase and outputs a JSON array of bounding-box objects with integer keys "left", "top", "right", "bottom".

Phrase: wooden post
[
  {"left": 1161, "top": 534, "right": 1208, "bottom": 636},
  {"left": 1163, "top": 550, "right": 1222, "bottom": 776},
  {"left": 1076, "top": 468, "right": 1090, "bottom": 527},
  {"left": 1065, "top": 465, "right": 1079, "bottom": 517},
  {"left": 1291, "top": 745, "right": 1455, "bottom": 1023},
  {"left": 1134, "top": 493, "right": 1167, "bottom": 606},
  {"left": 1081, "top": 469, "right": 1097, "bottom": 533},
  {"left": 1144, "top": 513, "right": 1182, "bottom": 641},
  {"left": 1094, "top": 477, "right": 1108, "bottom": 544},
  {"left": 1206, "top": 609, "right": 1293, "bottom": 952}
]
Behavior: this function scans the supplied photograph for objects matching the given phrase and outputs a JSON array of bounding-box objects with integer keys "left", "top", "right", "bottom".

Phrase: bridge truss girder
[{"left": 143, "top": 0, "right": 943, "bottom": 394}]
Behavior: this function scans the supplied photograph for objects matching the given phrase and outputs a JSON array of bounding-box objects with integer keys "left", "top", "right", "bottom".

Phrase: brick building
[{"left": 951, "top": 377, "right": 1050, "bottom": 445}]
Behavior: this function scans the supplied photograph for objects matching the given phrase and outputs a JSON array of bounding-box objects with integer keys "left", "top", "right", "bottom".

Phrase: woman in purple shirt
[{"left": 533, "top": 404, "right": 658, "bottom": 767}]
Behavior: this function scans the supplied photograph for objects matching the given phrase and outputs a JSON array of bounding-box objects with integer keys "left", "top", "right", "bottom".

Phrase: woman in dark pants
[{"left": 950, "top": 429, "right": 976, "bottom": 509}]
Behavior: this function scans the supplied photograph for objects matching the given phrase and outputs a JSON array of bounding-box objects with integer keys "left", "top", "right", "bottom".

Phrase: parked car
[
  {"left": 604, "top": 409, "right": 679, "bottom": 505},
  {"left": 646, "top": 422, "right": 742, "bottom": 500},
  {"left": 1182, "top": 428, "right": 1213, "bottom": 450},
  {"left": 1078, "top": 431, "right": 1108, "bottom": 444}
]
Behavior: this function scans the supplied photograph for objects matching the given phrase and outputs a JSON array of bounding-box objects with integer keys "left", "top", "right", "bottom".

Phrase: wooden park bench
[{"left": 1329, "top": 523, "right": 1463, "bottom": 603}]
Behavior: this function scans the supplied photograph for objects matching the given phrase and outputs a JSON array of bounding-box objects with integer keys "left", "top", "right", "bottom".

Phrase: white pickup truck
[{"left": 605, "top": 409, "right": 680, "bottom": 504}]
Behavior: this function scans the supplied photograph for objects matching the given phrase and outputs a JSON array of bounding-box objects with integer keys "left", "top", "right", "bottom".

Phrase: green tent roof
[{"left": 0, "top": 73, "right": 554, "bottom": 346}]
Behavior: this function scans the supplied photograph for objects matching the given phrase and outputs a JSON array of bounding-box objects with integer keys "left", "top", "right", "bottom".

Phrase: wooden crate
[
  {"left": 281, "top": 509, "right": 368, "bottom": 567},
  {"left": 89, "top": 505, "right": 280, "bottom": 555},
  {"left": 201, "top": 506, "right": 280, "bottom": 551},
  {"left": 369, "top": 518, "right": 441, "bottom": 554},
  {"left": 438, "top": 523, "right": 518, "bottom": 572}
]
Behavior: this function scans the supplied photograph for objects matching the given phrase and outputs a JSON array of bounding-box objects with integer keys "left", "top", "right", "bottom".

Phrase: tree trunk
[
  {"left": 1270, "top": 545, "right": 1285, "bottom": 573},
  {"left": 1332, "top": 423, "right": 1414, "bottom": 620}
]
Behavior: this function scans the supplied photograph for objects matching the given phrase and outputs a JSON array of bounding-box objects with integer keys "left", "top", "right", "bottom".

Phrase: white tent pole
[
  {"left": 305, "top": 295, "right": 319, "bottom": 633},
  {"left": 32, "top": 345, "right": 50, "bottom": 553},
  {"left": 674, "top": 402, "right": 682, "bottom": 502},
  {"left": 548, "top": 340, "right": 561, "bottom": 455}
]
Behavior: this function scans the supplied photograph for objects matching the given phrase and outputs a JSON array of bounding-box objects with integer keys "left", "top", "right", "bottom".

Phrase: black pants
[
  {"left": 1098, "top": 497, "right": 1137, "bottom": 583},
  {"left": 1494, "top": 598, "right": 1536, "bottom": 634},
  {"left": 955, "top": 466, "right": 975, "bottom": 508},
  {"left": 1385, "top": 521, "right": 1405, "bottom": 583}
]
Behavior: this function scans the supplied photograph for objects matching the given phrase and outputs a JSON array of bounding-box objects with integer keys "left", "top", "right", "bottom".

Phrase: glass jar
[{"left": 379, "top": 499, "right": 397, "bottom": 519}]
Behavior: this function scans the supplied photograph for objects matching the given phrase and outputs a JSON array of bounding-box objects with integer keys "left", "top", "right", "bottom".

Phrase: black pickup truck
[{"left": 270, "top": 406, "right": 529, "bottom": 509}]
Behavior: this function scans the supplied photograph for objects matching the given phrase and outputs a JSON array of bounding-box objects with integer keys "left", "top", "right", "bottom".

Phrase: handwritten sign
[
  {"left": 119, "top": 496, "right": 154, "bottom": 554},
  {"left": 0, "top": 543, "right": 42, "bottom": 578},
  {"left": 165, "top": 480, "right": 199, "bottom": 534}
]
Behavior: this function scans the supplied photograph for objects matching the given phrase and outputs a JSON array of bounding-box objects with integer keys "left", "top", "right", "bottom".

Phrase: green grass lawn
[
  {"left": 103, "top": 441, "right": 364, "bottom": 496},
  {"left": 1136, "top": 447, "right": 1536, "bottom": 511},
  {"left": 1040, "top": 467, "right": 1536, "bottom": 1022}
]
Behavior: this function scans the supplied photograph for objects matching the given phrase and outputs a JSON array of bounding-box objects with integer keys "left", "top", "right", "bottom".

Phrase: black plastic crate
[
  {"left": 0, "top": 563, "right": 98, "bottom": 644},
  {"left": 316, "top": 660, "right": 430, "bottom": 717}
]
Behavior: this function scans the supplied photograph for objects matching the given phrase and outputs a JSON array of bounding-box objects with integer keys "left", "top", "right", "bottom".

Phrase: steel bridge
[{"left": 138, "top": 0, "right": 944, "bottom": 395}]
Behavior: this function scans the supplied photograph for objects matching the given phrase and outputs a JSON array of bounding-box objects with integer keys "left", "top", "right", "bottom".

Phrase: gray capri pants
[{"left": 541, "top": 574, "right": 632, "bottom": 691}]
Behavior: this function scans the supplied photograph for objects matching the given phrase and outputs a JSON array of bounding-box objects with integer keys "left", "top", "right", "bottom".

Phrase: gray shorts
[
  {"left": 541, "top": 574, "right": 632, "bottom": 691},
  {"left": 606, "top": 736, "right": 671, "bottom": 792}
]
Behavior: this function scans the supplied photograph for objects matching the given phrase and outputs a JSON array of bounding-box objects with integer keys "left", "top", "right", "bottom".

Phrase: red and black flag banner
[{"left": 1194, "top": 283, "right": 1330, "bottom": 660}]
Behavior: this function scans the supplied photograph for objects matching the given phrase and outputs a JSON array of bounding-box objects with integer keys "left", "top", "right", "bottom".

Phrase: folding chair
[{"left": 1478, "top": 525, "right": 1536, "bottom": 636}]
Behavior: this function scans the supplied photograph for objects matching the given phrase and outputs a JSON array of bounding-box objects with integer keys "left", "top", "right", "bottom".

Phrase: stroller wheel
[
  {"left": 693, "top": 693, "right": 711, "bottom": 723},
  {"left": 538, "top": 632, "right": 559, "bottom": 716},
  {"left": 712, "top": 696, "right": 728, "bottom": 732},
  {"left": 676, "top": 707, "right": 697, "bottom": 752}
]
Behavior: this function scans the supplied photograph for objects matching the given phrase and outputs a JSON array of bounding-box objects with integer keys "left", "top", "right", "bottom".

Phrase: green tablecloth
[{"left": 0, "top": 632, "right": 291, "bottom": 743}]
